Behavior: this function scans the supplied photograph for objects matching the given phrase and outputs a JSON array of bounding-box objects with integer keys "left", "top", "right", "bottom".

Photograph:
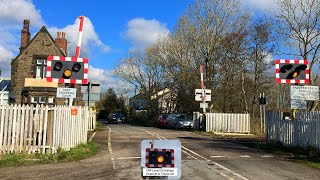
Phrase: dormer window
[{"left": 36, "top": 59, "right": 47, "bottom": 79}]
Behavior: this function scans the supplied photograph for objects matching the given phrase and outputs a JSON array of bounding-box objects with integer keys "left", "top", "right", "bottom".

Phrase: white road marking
[
  {"left": 239, "top": 155, "right": 251, "bottom": 158},
  {"left": 210, "top": 155, "right": 226, "bottom": 158},
  {"left": 117, "top": 157, "right": 141, "bottom": 160},
  {"left": 88, "top": 132, "right": 96, "bottom": 142},
  {"left": 261, "top": 155, "right": 274, "bottom": 158},
  {"left": 106, "top": 126, "right": 118, "bottom": 180},
  {"left": 138, "top": 128, "right": 248, "bottom": 180},
  {"left": 220, "top": 172, "right": 232, "bottom": 180},
  {"left": 281, "top": 155, "right": 294, "bottom": 158}
]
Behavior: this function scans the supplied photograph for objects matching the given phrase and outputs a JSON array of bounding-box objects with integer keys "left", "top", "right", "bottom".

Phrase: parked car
[
  {"left": 156, "top": 114, "right": 168, "bottom": 128},
  {"left": 108, "top": 113, "right": 126, "bottom": 124},
  {"left": 166, "top": 113, "right": 193, "bottom": 130}
]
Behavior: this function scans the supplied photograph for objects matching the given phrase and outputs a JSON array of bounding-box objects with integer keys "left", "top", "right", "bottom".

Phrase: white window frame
[
  {"left": 48, "top": 97, "right": 54, "bottom": 104},
  {"left": 39, "top": 96, "right": 46, "bottom": 103},
  {"left": 31, "top": 96, "right": 38, "bottom": 103},
  {"left": 31, "top": 96, "right": 46, "bottom": 104},
  {"left": 36, "top": 59, "right": 47, "bottom": 79}
]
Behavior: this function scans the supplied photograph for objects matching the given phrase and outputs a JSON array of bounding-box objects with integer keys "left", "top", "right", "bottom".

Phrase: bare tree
[
  {"left": 272, "top": 0, "right": 320, "bottom": 111},
  {"left": 248, "top": 19, "right": 275, "bottom": 116}
]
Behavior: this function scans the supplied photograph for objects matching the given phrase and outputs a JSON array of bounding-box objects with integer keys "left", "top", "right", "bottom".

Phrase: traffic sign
[
  {"left": 195, "top": 89, "right": 211, "bottom": 101},
  {"left": 56, "top": 87, "right": 77, "bottom": 98},
  {"left": 46, "top": 56, "right": 89, "bottom": 84},
  {"left": 290, "top": 85, "right": 319, "bottom": 100},
  {"left": 291, "top": 99, "right": 307, "bottom": 109},
  {"left": 81, "top": 81, "right": 101, "bottom": 93},
  {"left": 275, "top": 59, "right": 309, "bottom": 84},
  {"left": 141, "top": 140, "right": 181, "bottom": 179}
]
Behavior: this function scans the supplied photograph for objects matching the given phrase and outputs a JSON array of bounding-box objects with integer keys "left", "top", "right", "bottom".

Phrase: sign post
[
  {"left": 259, "top": 92, "right": 266, "bottom": 133},
  {"left": 82, "top": 81, "right": 101, "bottom": 110}
]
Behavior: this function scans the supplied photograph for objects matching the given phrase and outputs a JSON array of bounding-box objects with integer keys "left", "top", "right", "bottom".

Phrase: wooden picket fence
[
  {"left": 0, "top": 104, "right": 96, "bottom": 154},
  {"left": 88, "top": 110, "right": 96, "bottom": 131},
  {"left": 266, "top": 111, "right": 320, "bottom": 150},
  {"left": 193, "top": 112, "right": 250, "bottom": 133}
]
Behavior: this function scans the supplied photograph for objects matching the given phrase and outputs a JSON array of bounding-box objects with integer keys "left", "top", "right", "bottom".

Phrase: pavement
[{"left": 0, "top": 121, "right": 320, "bottom": 180}]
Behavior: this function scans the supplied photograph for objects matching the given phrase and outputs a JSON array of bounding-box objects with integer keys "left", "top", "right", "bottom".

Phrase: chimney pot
[
  {"left": 55, "top": 31, "right": 67, "bottom": 54},
  {"left": 20, "top": 19, "right": 31, "bottom": 51},
  {"left": 23, "top": 19, "right": 30, "bottom": 30}
]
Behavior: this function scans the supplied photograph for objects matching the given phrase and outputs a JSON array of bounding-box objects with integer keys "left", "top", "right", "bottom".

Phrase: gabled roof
[
  {"left": 12, "top": 26, "right": 66, "bottom": 61},
  {"left": 129, "top": 93, "right": 148, "bottom": 100}
]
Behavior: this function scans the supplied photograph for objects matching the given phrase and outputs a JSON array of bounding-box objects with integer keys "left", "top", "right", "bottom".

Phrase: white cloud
[
  {"left": 0, "top": 45, "right": 14, "bottom": 76},
  {"left": 124, "top": 18, "right": 169, "bottom": 48},
  {"left": 0, "top": 0, "right": 110, "bottom": 77},
  {"left": 0, "top": 0, "right": 46, "bottom": 77},
  {"left": 244, "top": 0, "right": 278, "bottom": 12},
  {"left": 0, "top": 0, "right": 44, "bottom": 27},
  {"left": 48, "top": 17, "right": 110, "bottom": 57},
  {"left": 89, "top": 65, "right": 130, "bottom": 92}
]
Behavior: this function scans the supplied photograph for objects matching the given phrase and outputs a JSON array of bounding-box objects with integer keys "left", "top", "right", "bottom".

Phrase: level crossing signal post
[
  {"left": 46, "top": 16, "right": 88, "bottom": 107},
  {"left": 275, "top": 59, "right": 311, "bottom": 120}
]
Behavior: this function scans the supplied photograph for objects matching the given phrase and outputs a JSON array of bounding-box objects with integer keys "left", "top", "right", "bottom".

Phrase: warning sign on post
[
  {"left": 141, "top": 140, "right": 181, "bottom": 179},
  {"left": 56, "top": 88, "right": 77, "bottom": 98},
  {"left": 290, "top": 86, "right": 319, "bottom": 101}
]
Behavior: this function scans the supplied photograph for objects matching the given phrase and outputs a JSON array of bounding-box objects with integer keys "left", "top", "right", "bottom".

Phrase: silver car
[{"left": 166, "top": 114, "right": 193, "bottom": 130}]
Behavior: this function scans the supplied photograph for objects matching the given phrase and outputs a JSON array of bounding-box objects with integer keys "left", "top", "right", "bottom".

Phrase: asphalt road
[{"left": 0, "top": 122, "right": 320, "bottom": 180}]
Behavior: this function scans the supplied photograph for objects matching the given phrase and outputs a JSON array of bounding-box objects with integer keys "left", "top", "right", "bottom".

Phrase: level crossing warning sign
[{"left": 141, "top": 140, "right": 181, "bottom": 179}]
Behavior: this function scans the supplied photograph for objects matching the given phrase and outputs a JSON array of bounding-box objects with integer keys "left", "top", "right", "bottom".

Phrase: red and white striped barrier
[
  {"left": 75, "top": 16, "right": 84, "bottom": 59},
  {"left": 200, "top": 64, "right": 206, "bottom": 113}
]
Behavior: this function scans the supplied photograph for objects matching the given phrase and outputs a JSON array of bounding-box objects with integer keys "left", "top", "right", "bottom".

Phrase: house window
[
  {"left": 31, "top": 96, "right": 46, "bottom": 104},
  {"left": 48, "top": 97, "right": 54, "bottom": 104},
  {"left": 36, "top": 59, "right": 47, "bottom": 79}
]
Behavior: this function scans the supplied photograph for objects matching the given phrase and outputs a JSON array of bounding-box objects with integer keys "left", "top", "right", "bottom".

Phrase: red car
[{"left": 156, "top": 114, "right": 168, "bottom": 128}]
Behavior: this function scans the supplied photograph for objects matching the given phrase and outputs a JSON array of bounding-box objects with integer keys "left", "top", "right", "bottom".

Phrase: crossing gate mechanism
[{"left": 145, "top": 148, "right": 175, "bottom": 168}]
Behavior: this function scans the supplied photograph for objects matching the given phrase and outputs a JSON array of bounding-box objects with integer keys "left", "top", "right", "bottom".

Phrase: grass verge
[
  {"left": 0, "top": 142, "right": 97, "bottom": 167},
  {"left": 94, "top": 121, "right": 105, "bottom": 132}
]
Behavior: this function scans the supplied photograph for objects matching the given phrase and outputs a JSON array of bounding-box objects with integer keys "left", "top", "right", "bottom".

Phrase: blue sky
[{"left": 0, "top": 0, "right": 278, "bottom": 93}]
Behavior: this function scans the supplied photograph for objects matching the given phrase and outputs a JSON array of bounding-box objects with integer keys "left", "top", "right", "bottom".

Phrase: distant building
[
  {"left": 151, "top": 88, "right": 176, "bottom": 113},
  {"left": 10, "top": 19, "right": 84, "bottom": 106},
  {"left": 0, "top": 78, "right": 10, "bottom": 105},
  {"left": 129, "top": 88, "right": 176, "bottom": 113},
  {"left": 129, "top": 93, "right": 149, "bottom": 111}
]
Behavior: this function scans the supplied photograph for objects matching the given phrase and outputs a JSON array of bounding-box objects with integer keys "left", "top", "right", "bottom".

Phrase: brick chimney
[
  {"left": 20, "top": 19, "right": 30, "bottom": 52},
  {"left": 55, "top": 31, "right": 67, "bottom": 53}
]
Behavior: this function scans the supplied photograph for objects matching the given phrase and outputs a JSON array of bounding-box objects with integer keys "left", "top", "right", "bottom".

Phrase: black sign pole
[
  {"left": 263, "top": 92, "right": 266, "bottom": 134},
  {"left": 259, "top": 93, "right": 263, "bottom": 133},
  {"left": 87, "top": 81, "right": 91, "bottom": 110}
]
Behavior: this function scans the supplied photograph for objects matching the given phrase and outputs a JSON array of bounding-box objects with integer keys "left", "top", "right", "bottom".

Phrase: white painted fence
[
  {"left": 88, "top": 110, "right": 96, "bottom": 131},
  {"left": 0, "top": 104, "right": 96, "bottom": 154},
  {"left": 266, "top": 111, "right": 320, "bottom": 150},
  {"left": 193, "top": 112, "right": 250, "bottom": 133}
]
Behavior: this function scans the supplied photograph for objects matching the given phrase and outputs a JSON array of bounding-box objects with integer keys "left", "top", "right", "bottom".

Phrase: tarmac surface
[{"left": 0, "top": 121, "right": 320, "bottom": 180}]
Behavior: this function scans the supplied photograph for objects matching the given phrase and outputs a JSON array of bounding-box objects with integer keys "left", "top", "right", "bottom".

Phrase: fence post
[{"left": 45, "top": 109, "right": 54, "bottom": 154}]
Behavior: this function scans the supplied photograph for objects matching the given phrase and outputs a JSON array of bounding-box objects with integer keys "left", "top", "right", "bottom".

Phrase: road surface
[{"left": 0, "top": 122, "right": 319, "bottom": 180}]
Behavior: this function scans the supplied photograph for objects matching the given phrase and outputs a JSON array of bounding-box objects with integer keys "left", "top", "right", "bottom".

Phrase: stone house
[{"left": 10, "top": 19, "right": 83, "bottom": 105}]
